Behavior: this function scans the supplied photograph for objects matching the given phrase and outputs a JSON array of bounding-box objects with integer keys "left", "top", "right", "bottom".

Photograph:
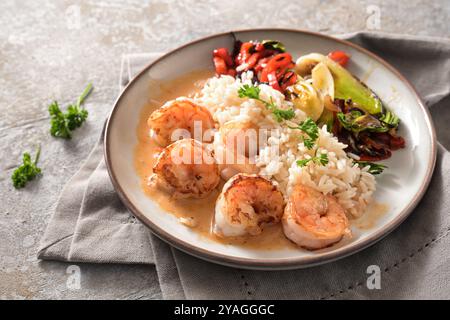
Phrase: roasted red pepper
[
  {"left": 266, "top": 71, "right": 281, "bottom": 91},
  {"left": 212, "top": 42, "right": 296, "bottom": 92},
  {"left": 227, "top": 69, "right": 236, "bottom": 77},
  {"left": 328, "top": 50, "right": 350, "bottom": 67},
  {"left": 213, "top": 47, "right": 234, "bottom": 75},
  {"left": 236, "top": 42, "right": 254, "bottom": 65},
  {"left": 254, "top": 43, "right": 264, "bottom": 52},
  {"left": 213, "top": 48, "right": 233, "bottom": 67},
  {"left": 260, "top": 53, "right": 293, "bottom": 81},
  {"left": 280, "top": 71, "right": 297, "bottom": 92},
  {"left": 259, "top": 53, "right": 294, "bottom": 91},
  {"left": 213, "top": 57, "right": 228, "bottom": 75},
  {"left": 245, "top": 52, "right": 261, "bottom": 70},
  {"left": 254, "top": 57, "right": 270, "bottom": 73}
]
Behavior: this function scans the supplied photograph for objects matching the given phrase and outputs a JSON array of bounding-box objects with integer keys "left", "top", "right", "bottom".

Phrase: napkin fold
[{"left": 38, "top": 32, "right": 450, "bottom": 299}]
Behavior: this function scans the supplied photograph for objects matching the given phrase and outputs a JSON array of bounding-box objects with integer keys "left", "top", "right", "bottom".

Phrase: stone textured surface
[{"left": 0, "top": 0, "right": 448, "bottom": 299}]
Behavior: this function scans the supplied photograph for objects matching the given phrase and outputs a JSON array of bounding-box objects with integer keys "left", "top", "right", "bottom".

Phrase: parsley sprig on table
[
  {"left": 49, "top": 83, "right": 93, "bottom": 139},
  {"left": 238, "top": 84, "right": 295, "bottom": 122},
  {"left": 296, "top": 152, "right": 329, "bottom": 167},
  {"left": 12, "top": 83, "right": 93, "bottom": 189},
  {"left": 355, "top": 160, "right": 387, "bottom": 175},
  {"left": 11, "top": 146, "right": 42, "bottom": 189}
]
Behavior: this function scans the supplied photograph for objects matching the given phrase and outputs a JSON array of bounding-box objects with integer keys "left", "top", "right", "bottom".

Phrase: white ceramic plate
[{"left": 105, "top": 29, "right": 436, "bottom": 270}]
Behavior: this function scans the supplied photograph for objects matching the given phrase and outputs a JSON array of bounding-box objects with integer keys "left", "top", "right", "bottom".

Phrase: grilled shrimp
[
  {"left": 148, "top": 98, "right": 215, "bottom": 147},
  {"left": 214, "top": 120, "right": 260, "bottom": 180},
  {"left": 221, "top": 120, "right": 260, "bottom": 158},
  {"left": 152, "top": 138, "right": 220, "bottom": 198},
  {"left": 213, "top": 174, "right": 285, "bottom": 237},
  {"left": 282, "top": 184, "right": 350, "bottom": 249}
]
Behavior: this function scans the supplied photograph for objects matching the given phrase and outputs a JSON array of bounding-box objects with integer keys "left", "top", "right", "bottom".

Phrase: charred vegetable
[
  {"left": 312, "top": 62, "right": 334, "bottom": 100},
  {"left": 295, "top": 53, "right": 383, "bottom": 115},
  {"left": 261, "top": 40, "right": 286, "bottom": 52},
  {"left": 317, "top": 109, "right": 335, "bottom": 131},
  {"left": 380, "top": 111, "right": 400, "bottom": 127},
  {"left": 286, "top": 81, "right": 323, "bottom": 121},
  {"left": 328, "top": 50, "right": 350, "bottom": 67},
  {"left": 330, "top": 59, "right": 383, "bottom": 115},
  {"left": 332, "top": 98, "right": 404, "bottom": 161},
  {"left": 213, "top": 40, "right": 296, "bottom": 93},
  {"left": 336, "top": 110, "right": 389, "bottom": 133}
]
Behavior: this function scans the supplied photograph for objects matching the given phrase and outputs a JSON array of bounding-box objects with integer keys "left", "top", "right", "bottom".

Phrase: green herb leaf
[
  {"left": 315, "top": 153, "right": 329, "bottom": 166},
  {"left": 49, "top": 101, "right": 72, "bottom": 139},
  {"left": 271, "top": 105, "right": 295, "bottom": 122},
  {"left": 66, "top": 105, "right": 89, "bottom": 131},
  {"left": 238, "top": 84, "right": 295, "bottom": 122},
  {"left": 297, "top": 152, "right": 329, "bottom": 167},
  {"left": 296, "top": 158, "right": 311, "bottom": 167},
  {"left": 355, "top": 160, "right": 387, "bottom": 175},
  {"left": 298, "top": 117, "right": 319, "bottom": 141},
  {"left": 76, "top": 83, "right": 93, "bottom": 108},
  {"left": 289, "top": 117, "right": 319, "bottom": 149},
  {"left": 11, "top": 146, "right": 42, "bottom": 189},
  {"left": 49, "top": 83, "right": 93, "bottom": 139},
  {"left": 261, "top": 40, "right": 286, "bottom": 52},
  {"left": 303, "top": 137, "right": 315, "bottom": 149},
  {"left": 238, "top": 84, "right": 261, "bottom": 100}
]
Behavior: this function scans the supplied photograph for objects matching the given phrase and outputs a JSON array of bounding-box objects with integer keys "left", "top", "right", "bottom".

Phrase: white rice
[{"left": 195, "top": 72, "right": 376, "bottom": 218}]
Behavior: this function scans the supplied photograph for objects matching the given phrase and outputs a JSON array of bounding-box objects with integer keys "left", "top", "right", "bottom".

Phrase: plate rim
[{"left": 104, "top": 28, "right": 437, "bottom": 270}]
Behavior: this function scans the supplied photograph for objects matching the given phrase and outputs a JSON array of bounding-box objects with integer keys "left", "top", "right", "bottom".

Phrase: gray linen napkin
[{"left": 38, "top": 32, "right": 450, "bottom": 299}]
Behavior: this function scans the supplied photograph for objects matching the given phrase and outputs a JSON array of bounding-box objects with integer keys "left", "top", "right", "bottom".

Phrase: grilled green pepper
[{"left": 323, "top": 57, "right": 383, "bottom": 115}]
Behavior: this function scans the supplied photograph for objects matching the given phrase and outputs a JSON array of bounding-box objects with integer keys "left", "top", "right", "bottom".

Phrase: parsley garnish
[
  {"left": 11, "top": 146, "right": 42, "bottom": 189},
  {"left": 238, "top": 84, "right": 295, "bottom": 122},
  {"left": 355, "top": 161, "right": 387, "bottom": 175},
  {"left": 289, "top": 117, "right": 319, "bottom": 149},
  {"left": 271, "top": 103, "right": 296, "bottom": 123},
  {"left": 238, "top": 84, "right": 260, "bottom": 99},
  {"left": 238, "top": 85, "right": 321, "bottom": 148},
  {"left": 49, "top": 83, "right": 92, "bottom": 139},
  {"left": 296, "top": 152, "right": 329, "bottom": 167}
]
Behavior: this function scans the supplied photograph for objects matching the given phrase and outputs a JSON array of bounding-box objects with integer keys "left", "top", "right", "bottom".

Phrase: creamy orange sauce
[
  {"left": 133, "top": 70, "right": 295, "bottom": 250},
  {"left": 133, "top": 70, "right": 388, "bottom": 250},
  {"left": 352, "top": 202, "right": 389, "bottom": 230}
]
